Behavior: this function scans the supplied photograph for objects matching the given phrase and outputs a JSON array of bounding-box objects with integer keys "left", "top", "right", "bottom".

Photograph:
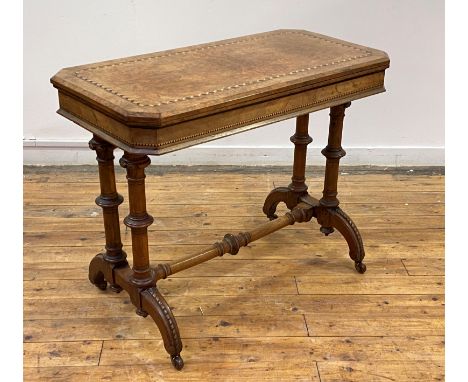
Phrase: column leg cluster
[
  {"left": 262, "top": 103, "right": 367, "bottom": 273},
  {"left": 87, "top": 140, "right": 184, "bottom": 370},
  {"left": 88, "top": 135, "right": 127, "bottom": 292}
]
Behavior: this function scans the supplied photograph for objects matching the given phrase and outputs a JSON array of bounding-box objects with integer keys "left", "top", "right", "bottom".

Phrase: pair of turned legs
[
  {"left": 88, "top": 139, "right": 184, "bottom": 369},
  {"left": 263, "top": 101, "right": 366, "bottom": 273},
  {"left": 88, "top": 101, "right": 366, "bottom": 371}
]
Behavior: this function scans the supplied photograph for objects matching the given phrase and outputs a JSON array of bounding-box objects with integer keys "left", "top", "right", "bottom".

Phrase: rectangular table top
[{"left": 51, "top": 29, "right": 389, "bottom": 155}]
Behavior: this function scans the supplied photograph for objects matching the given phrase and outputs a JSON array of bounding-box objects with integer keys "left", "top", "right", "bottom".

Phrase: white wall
[{"left": 24, "top": 0, "right": 444, "bottom": 165}]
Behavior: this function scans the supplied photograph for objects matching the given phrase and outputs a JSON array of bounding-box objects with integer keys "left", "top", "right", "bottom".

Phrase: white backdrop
[{"left": 23, "top": 0, "right": 444, "bottom": 165}]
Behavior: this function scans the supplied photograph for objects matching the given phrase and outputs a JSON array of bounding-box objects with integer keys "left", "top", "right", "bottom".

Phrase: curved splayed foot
[
  {"left": 141, "top": 287, "right": 184, "bottom": 370},
  {"left": 262, "top": 187, "right": 301, "bottom": 220},
  {"left": 316, "top": 207, "right": 366, "bottom": 273}
]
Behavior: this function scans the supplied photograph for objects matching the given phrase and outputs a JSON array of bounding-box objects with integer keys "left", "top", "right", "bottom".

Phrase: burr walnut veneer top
[{"left": 51, "top": 30, "right": 389, "bottom": 154}]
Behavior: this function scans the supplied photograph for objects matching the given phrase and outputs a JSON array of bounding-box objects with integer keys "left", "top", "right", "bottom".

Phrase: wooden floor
[{"left": 23, "top": 166, "right": 445, "bottom": 381}]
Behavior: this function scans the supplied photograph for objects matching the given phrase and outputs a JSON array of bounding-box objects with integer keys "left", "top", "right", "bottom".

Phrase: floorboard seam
[
  {"left": 315, "top": 362, "right": 322, "bottom": 382},
  {"left": 293, "top": 276, "right": 300, "bottom": 295},
  {"left": 401, "top": 259, "right": 410, "bottom": 276},
  {"left": 303, "top": 314, "right": 310, "bottom": 337},
  {"left": 97, "top": 341, "right": 104, "bottom": 366}
]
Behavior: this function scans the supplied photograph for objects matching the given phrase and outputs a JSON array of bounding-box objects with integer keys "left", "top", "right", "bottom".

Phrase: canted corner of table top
[{"left": 51, "top": 29, "right": 390, "bottom": 154}]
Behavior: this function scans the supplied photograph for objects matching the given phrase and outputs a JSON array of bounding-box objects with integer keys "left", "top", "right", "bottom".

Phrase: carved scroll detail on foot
[
  {"left": 141, "top": 287, "right": 184, "bottom": 370},
  {"left": 262, "top": 187, "right": 302, "bottom": 220},
  {"left": 315, "top": 207, "right": 366, "bottom": 273},
  {"left": 88, "top": 254, "right": 108, "bottom": 290},
  {"left": 89, "top": 253, "right": 128, "bottom": 291}
]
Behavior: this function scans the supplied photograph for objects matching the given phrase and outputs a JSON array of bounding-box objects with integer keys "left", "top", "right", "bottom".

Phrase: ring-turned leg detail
[
  {"left": 315, "top": 102, "right": 366, "bottom": 273},
  {"left": 263, "top": 114, "right": 312, "bottom": 219},
  {"left": 89, "top": 135, "right": 128, "bottom": 291},
  {"left": 141, "top": 287, "right": 184, "bottom": 370},
  {"left": 120, "top": 153, "right": 155, "bottom": 289}
]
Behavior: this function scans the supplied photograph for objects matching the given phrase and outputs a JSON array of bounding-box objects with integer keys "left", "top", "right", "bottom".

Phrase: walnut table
[{"left": 51, "top": 30, "right": 390, "bottom": 370}]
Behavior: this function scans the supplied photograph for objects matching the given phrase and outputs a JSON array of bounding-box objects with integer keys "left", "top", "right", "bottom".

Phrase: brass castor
[
  {"left": 171, "top": 354, "right": 184, "bottom": 370},
  {"left": 355, "top": 261, "right": 367, "bottom": 274}
]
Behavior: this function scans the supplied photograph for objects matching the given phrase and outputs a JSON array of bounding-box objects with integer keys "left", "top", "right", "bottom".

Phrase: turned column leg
[
  {"left": 320, "top": 103, "right": 349, "bottom": 209},
  {"left": 88, "top": 135, "right": 127, "bottom": 291},
  {"left": 119, "top": 153, "right": 155, "bottom": 294},
  {"left": 316, "top": 102, "right": 366, "bottom": 273},
  {"left": 263, "top": 114, "right": 312, "bottom": 219},
  {"left": 289, "top": 114, "right": 313, "bottom": 195}
]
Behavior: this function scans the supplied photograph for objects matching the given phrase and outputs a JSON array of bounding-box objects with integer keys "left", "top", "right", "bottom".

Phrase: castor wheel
[
  {"left": 94, "top": 281, "right": 107, "bottom": 290},
  {"left": 171, "top": 354, "right": 184, "bottom": 370},
  {"left": 320, "top": 226, "right": 334, "bottom": 236},
  {"left": 135, "top": 308, "right": 148, "bottom": 317},
  {"left": 268, "top": 213, "right": 278, "bottom": 221},
  {"left": 110, "top": 284, "right": 123, "bottom": 293},
  {"left": 355, "top": 261, "right": 367, "bottom": 274}
]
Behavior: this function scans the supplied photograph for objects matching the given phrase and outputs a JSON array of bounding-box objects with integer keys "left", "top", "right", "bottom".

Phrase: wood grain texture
[
  {"left": 317, "top": 361, "right": 444, "bottom": 382},
  {"left": 22, "top": 215, "right": 445, "bottom": 232},
  {"left": 24, "top": 315, "right": 308, "bottom": 342},
  {"left": 23, "top": 242, "right": 444, "bottom": 262},
  {"left": 402, "top": 258, "right": 445, "bottom": 276},
  {"left": 51, "top": 30, "right": 389, "bottom": 124},
  {"left": 97, "top": 336, "right": 444, "bottom": 365},
  {"left": 24, "top": 294, "right": 444, "bottom": 319},
  {"left": 23, "top": 341, "right": 103, "bottom": 367},
  {"left": 24, "top": 363, "right": 321, "bottom": 382},
  {"left": 23, "top": 277, "right": 298, "bottom": 299},
  {"left": 23, "top": 167, "right": 444, "bottom": 380},
  {"left": 23, "top": 258, "right": 409, "bottom": 281},
  {"left": 23, "top": 189, "right": 444, "bottom": 205},
  {"left": 24, "top": 202, "right": 445, "bottom": 218},
  {"left": 23, "top": 228, "right": 445, "bottom": 248}
]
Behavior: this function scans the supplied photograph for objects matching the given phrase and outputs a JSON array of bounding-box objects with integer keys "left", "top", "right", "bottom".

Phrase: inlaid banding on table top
[
  {"left": 72, "top": 30, "right": 374, "bottom": 108},
  {"left": 63, "top": 77, "right": 384, "bottom": 151}
]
